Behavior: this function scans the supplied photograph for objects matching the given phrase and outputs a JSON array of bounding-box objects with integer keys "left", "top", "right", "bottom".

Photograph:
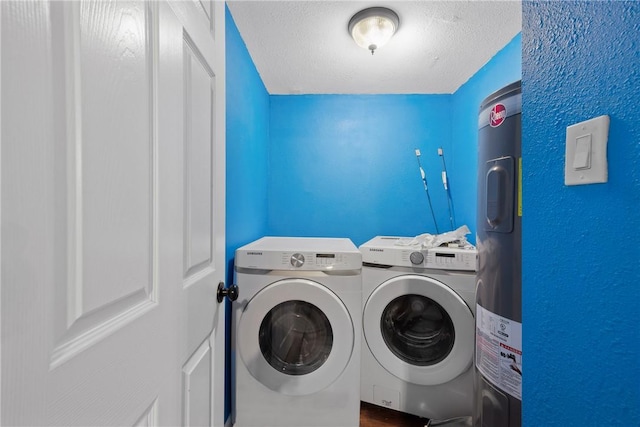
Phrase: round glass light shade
[{"left": 348, "top": 7, "right": 399, "bottom": 54}]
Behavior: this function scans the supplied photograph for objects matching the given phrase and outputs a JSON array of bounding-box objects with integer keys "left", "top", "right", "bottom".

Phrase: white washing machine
[
  {"left": 359, "top": 236, "right": 477, "bottom": 421},
  {"left": 233, "top": 237, "right": 362, "bottom": 427}
]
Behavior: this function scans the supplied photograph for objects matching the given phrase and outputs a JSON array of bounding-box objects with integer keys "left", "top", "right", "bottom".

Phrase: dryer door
[
  {"left": 363, "top": 274, "right": 474, "bottom": 386},
  {"left": 237, "top": 278, "right": 354, "bottom": 396}
]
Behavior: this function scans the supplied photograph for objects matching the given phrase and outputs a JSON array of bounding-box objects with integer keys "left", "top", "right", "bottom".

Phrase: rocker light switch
[
  {"left": 572, "top": 134, "right": 591, "bottom": 170},
  {"left": 565, "top": 115, "right": 609, "bottom": 186}
]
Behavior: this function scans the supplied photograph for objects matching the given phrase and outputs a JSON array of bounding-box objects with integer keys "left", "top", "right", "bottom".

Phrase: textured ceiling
[{"left": 226, "top": 1, "right": 522, "bottom": 95}]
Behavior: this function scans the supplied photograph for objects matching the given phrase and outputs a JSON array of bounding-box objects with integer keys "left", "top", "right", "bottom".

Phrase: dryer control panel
[
  {"left": 235, "top": 237, "right": 362, "bottom": 271},
  {"left": 237, "top": 250, "right": 361, "bottom": 271}
]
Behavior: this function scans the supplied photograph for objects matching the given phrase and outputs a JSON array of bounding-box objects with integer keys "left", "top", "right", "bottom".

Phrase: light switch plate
[{"left": 565, "top": 115, "right": 609, "bottom": 186}]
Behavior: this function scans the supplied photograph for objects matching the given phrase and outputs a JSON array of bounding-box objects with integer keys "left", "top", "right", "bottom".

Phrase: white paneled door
[{"left": 1, "top": 1, "right": 226, "bottom": 425}]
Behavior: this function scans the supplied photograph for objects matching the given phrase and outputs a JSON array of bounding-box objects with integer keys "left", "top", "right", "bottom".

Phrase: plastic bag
[{"left": 394, "top": 225, "right": 472, "bottom": 249}]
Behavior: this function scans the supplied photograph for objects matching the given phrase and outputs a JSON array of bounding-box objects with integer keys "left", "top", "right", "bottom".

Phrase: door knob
[{"left": 217, "top": 282, "right": 239, "bottom": 303}]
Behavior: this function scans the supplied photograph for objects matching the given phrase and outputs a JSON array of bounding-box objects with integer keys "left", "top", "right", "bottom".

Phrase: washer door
[
  {"left": 363, "top": 274, "right": 474, "bottom": 386},
  {"left": 238, "top": 278, "right": 354, "bottom": 396}
]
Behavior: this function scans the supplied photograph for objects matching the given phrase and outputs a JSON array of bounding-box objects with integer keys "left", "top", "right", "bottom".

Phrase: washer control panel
[
  {"left": 425, "top": 247, "right": 477, "bottom": 271},
  {"left": 409, "top": 251, "right": 424, "bottom": 265},
  {"left": 360, "top": 236, "right": 477, "bottom": 272},
  {"left": 290, "top": 253, "right": 305, "bottom": 267}
]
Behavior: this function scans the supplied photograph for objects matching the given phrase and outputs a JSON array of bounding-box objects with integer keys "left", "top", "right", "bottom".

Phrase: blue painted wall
[
  {"left": 522, "top": 2, "right": 640, "bottom": 425},
  {"left": 267, "top": 36, "right": 521, "bottom": 246},
  {"left": 268, "top": 94, "right": 451, "bottom": 245},
  {"left": 225, "top": 5, "right": 269, "bottom": 420},
  {"left": 451, "top": 34, "right": 522, "bottom": 237},
  {"left": 225, "top": 5, "right": 269, "bottom": 256}
]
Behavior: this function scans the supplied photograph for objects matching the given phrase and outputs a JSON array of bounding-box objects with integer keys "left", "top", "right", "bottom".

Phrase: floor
[{"left": 359, "top": 402, "right": 428, "bottom": 427}]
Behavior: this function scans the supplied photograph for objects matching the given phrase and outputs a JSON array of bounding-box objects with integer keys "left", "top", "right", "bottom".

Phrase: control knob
[
  {"left": 290, "top": 253, "right": 305, "bottom": 268},
  {"left": 409, "top": 251, "right": 424, "bottom": 265}
]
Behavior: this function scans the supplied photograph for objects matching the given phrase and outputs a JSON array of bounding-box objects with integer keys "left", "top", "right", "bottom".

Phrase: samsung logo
[
  {"left": 246, "top": 252, "right": 263, "bottom": 256},
  {"left": 369, "top": 249, "right": 384, "bottom": 252}
]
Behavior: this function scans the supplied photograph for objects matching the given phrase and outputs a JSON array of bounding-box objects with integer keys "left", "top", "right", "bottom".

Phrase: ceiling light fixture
[{"left": 348, "top": 7, "right": 400, "bottom": 55}]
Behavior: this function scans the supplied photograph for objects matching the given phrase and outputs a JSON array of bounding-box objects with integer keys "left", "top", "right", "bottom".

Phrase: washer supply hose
[{"left": 415, "top": 149, "right": 440, "bottom": 234}]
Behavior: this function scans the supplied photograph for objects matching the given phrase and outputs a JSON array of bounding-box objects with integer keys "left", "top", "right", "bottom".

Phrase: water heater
[{"left": 474, "top": 81, "right": 522, "bottom": 427}]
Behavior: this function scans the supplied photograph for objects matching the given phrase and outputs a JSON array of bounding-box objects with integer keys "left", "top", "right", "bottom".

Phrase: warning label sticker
[{"left": 475, "top": 304, "right": 522, "bottom": 400}]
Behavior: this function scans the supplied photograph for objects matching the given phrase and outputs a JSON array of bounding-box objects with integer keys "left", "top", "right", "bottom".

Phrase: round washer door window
[
  {"left": 363, "top": 275, "right": 474, "bottom": 386},
  {"left": 381, "top": 294, "right": 455, "bottom": 366},
  {"left": 238, "top": 278, "right": 354, "bottom": 396}
]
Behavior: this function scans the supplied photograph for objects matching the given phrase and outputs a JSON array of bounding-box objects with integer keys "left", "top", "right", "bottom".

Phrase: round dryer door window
[
  {"left": 259, "top": 300, "right": 333, "bottom": 376},
  {"left": 363, "top": 274, "right": 474, "bottom": 386},
  {"left": 238, "top": 278, "right": 354, "bottom": 396}
]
